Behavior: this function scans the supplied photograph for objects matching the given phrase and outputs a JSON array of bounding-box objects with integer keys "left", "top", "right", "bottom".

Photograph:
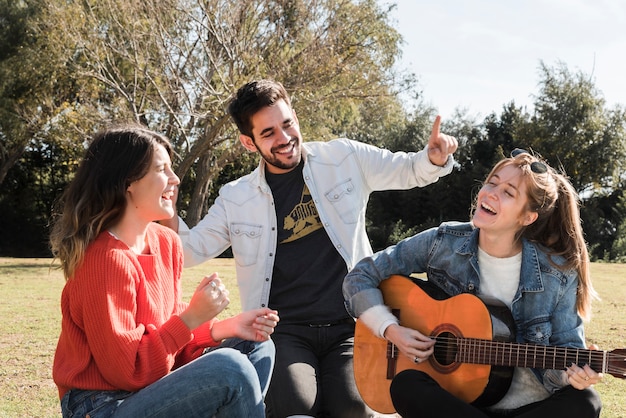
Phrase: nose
[
  {"left": 276, "top": 128, "right": 291, "bottom": 143},
  {"left": 168, "top": 169, "right": 180, "bottom": 186},
  {"left": 481, "top": 185, "right": 498, "bottom": 201}
]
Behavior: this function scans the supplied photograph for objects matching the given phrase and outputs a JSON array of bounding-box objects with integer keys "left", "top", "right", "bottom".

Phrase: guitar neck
[{"left": 456, "top": 337, "right": 605, "bottom": 371}]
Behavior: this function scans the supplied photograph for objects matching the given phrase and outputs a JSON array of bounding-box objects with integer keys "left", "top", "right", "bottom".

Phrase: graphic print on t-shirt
[
  {"left": 266, "top": 160, "right": 348, "bottom": 324},
  {"left": 281, "top": 184, "right": 323, "bottom": 244}
]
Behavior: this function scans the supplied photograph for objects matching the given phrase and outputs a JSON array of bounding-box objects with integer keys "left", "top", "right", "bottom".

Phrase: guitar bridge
[{"left": 386, "top": 308, "right": 401, "bottom": 379}]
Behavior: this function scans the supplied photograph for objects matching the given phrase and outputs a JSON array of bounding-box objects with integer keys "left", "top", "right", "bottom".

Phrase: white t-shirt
[{"left": 478, "top": 247, "right": 551, "bottom": 410}]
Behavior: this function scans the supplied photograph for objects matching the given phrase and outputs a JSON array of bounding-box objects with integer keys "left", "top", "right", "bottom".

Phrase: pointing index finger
[{"left": 431, "top": 115, "right": 442, "bottom": 138}]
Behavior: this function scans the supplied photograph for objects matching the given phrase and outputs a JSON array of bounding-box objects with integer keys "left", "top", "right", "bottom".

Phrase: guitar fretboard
[{"left": 454, "top": 337, "right": 605, "bottom": 371}]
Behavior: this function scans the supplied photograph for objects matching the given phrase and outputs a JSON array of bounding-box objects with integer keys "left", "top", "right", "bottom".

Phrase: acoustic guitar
[{"left": 353, "top": 275, "right": 626, "bottom": 414}]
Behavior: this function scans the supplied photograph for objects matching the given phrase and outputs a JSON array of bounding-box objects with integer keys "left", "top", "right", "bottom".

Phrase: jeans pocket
[{"left": 62, "top": 389, "right": 131, "bottom": 418}]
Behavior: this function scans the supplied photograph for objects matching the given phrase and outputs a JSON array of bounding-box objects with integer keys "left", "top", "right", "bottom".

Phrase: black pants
[
  {"left": 390, "top": 370, "right": 602, "bottom": 418},
  {"left": 265, "top": 322, "right": 373, "bottom": 418}
]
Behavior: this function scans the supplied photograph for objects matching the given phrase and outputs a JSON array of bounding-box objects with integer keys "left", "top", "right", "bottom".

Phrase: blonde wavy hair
[{"left": 481, "top": 149, "right": 598, "bottom": 320}]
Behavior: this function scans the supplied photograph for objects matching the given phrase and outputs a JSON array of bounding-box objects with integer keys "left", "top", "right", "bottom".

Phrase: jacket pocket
[
  {"left": 230, "top": 223, "right": 262, "bottom": 267},
  {"left": 520, "top": 318, "right": 552, "bottom": 344},
  {"left": 427, "top": 268, "right": 465, "bottom": 296},
  {"left": 324, "top": 179, "right": 359, "bottom": 224}
]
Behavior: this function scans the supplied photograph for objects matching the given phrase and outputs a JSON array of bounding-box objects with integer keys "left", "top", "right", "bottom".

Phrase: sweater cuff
[
  {"left": 162, "top": 315, "right": 194, "bottom": 349},
  {"left": 191, "top": 318, "right": 221, "bottom": 347},
  {"left": 360, "top": 304, "right": 399, "bottom": 339}
]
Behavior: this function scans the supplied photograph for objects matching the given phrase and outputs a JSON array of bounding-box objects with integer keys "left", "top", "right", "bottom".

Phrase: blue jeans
[{"left": 60, "top": 338, "right": 275, "bottom": 418}]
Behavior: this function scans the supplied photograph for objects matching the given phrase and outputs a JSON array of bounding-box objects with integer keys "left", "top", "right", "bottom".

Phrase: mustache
[{"left": 272, "top": 137, "right": 297, "bottom": 153}]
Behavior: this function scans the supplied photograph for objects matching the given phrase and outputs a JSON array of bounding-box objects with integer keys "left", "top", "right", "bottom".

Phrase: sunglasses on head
[{"left": 510, "top": 148, "right": 548, "bottom": 174}]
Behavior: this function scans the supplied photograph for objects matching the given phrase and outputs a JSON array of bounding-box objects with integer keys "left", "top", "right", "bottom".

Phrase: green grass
[{"left": 1, "top": 258, "right": 624, "bottom": 417}]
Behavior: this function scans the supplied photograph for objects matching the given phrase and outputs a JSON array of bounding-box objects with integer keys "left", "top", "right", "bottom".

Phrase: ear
[
  {"left": 239, "top": 134, "right": 257, "bottom": 152},
  {"left": 522, "top": 210, "right": 539, "bottom": 226}
]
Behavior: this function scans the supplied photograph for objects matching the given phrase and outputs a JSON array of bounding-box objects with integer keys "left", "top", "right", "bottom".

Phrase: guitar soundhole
[
  {"left": 433, "top": 331, "right": 457, "bottom": 366},
  {"left": 430, "top": 325, "right": 462, "bottom": 374}
]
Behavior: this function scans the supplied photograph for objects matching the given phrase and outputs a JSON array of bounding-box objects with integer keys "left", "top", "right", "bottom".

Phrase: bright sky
[{"left": 384, "top": 0, "right": 626, "bottom": 120}]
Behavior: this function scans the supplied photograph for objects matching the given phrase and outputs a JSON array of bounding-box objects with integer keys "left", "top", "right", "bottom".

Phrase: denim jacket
[
  {"left": 178, "top": 138, "right": 453, "bottom": 313},
  {"left": 343, "top": 221, "right": 586, "bottom": 391}
]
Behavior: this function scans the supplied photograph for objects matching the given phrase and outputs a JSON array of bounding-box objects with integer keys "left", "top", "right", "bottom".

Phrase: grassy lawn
[{"left": 1, "top": 258, "right": 624, "bottom": 417}]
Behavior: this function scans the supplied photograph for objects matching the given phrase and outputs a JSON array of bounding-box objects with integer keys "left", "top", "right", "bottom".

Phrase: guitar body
[{"left": 354, "top": 275, "right": 516, "bottom": 413}]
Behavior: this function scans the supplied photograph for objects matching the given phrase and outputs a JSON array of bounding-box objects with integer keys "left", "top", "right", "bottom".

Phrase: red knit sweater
[{"left": 52, "top": 223, "right": 219, "bottom": 399}]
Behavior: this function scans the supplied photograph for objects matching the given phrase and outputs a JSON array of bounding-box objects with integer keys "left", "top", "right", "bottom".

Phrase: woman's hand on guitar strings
[
  {"left": 566, "top": 344, "right": 604, "bottom": 389},
  {"left": 383, "top": 323, "right": 435, "bottom": 363},
  {"left": 566, "top": 363, "right": 602, "bottom": 389}
]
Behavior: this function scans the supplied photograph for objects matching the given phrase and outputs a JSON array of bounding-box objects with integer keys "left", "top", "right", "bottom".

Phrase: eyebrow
[
  {"left": 259, "top": 127, "right": 274, "bottom": 137},
  {"left": 491, "top": 174, "right": 520, "bottom": 193}
]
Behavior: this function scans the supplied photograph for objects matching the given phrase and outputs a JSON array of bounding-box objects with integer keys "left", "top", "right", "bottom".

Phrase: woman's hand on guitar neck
[
  {"left": 566, "top": 344, "right": 604, "bottom": 390},
  {"left": 383, "top": 323, "right": 436, "bottom": 363}
]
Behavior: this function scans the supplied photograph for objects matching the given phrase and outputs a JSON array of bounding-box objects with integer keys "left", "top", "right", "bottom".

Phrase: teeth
[
  {"left": 481, "top": 202, "right": 496, "bottom": 214},
  {"left": 276, "top": 140, "right": 296, "bottom": 154},
  {"left": 278, "top": 144, "right": 294, "bottom": 154}
]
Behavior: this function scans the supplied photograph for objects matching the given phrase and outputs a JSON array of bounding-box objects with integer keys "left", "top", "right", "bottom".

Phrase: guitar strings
[{"left": 388, "top": 335, "right": 626, "bottom": 376}]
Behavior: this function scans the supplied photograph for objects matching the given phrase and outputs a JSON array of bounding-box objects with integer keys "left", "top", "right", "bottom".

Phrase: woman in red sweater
[{"left": 50, "top": 125, "right": 279, "bottom": 417}]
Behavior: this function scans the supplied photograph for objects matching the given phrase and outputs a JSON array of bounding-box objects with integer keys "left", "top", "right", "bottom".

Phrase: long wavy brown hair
[{"left": 49, "top": 125, "right": 173, "bottom": 280}]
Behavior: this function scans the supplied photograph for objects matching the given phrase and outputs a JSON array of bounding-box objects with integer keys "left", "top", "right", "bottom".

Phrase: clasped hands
[{"left": 181, "top": 272, "right": 280, "bottom": 342}]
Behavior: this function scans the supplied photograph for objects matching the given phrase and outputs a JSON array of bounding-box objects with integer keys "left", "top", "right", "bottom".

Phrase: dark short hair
[{"left": 227, "top": 79, "right": 291, "bottom": 138}]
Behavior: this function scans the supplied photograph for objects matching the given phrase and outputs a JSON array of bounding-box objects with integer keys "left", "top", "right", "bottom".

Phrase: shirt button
[{"left": 468, "top": 283, "right": 475, "bottom": 291}]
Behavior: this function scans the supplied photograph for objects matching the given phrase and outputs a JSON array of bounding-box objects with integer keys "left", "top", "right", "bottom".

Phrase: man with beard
[{"left": 162, "top": 79, "right": 458, "bottom": 417}]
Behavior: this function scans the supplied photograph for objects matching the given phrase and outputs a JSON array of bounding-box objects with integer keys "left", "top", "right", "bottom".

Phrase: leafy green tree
[
  {"left": 520, "top": 61, "right": 626, "bottom": 193},
  {"left": 40, "top": 0, "right": 412, "bottom": 226},
  {"left": 516, "top": 62, "right": 626, "bottom": 260},
  {"left": 365, "top": 62, "right": 626, "bottom": 258},
  {"left": 0, "top": 0, "right": 94, "bottom": 255},
  {"left": 0, "top": 0, "right": 45, "bottom": 186}
]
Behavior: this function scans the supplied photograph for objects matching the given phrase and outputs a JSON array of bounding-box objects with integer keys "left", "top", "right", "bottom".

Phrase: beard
[{"left": 258, "top": 137, "right": 302, "bottom": 172}]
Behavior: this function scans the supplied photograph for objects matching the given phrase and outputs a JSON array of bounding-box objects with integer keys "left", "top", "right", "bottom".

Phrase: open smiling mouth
[
  {"left": 274, "top": 139, "right": 297, "bottom": 155},
  {"left": 481, "top": 202, "right": 497, "bottom": 215}
]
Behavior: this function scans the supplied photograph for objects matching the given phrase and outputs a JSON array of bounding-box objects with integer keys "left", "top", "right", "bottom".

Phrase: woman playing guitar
[{"left": 343, "top": 149, "right": 603, "bottom": 417}]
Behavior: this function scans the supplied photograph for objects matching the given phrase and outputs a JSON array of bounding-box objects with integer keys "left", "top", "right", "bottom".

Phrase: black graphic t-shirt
[{"left": 265, "top": 161, "right": 348, "bottom": 325}]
